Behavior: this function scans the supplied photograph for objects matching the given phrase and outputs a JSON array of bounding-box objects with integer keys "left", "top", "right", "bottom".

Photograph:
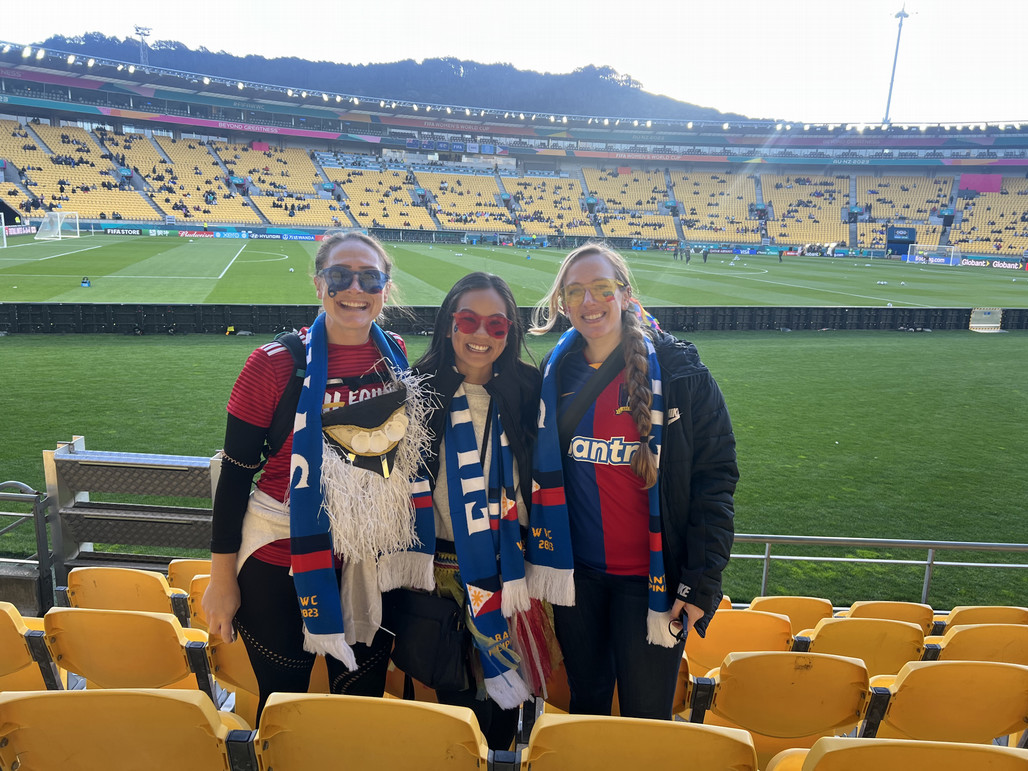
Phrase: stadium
[{"left": 1, "top": 33, "right": 1027, "bottom": 768}]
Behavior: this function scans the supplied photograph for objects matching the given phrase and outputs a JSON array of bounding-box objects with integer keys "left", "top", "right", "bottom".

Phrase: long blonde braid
[{"left": 621, "top": 309, "right": 658, "bottom": 488}]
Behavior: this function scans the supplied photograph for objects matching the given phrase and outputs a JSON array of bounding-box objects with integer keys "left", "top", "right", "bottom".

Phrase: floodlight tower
[
  {"left": 883, "top": 6, "right": 909, "bottom": 124},
  {"left": 135, "top": 26, "right": 151, "bottom": 66}
]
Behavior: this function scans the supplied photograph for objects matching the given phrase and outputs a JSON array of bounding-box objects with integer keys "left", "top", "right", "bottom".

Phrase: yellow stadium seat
[
  {"left": 765, "top": 736, "right": 1028, "bottom": 771},
  {"left": 685, "top": 609, "right": 793, "bottom": 676},
  {"left": 0, "top": 602, "right": 63, "bottom": 691},
  {"left": 240, "top": 692, "right": 489, "bottom": 770},
  {"left": 521, "top": 713, "right": 758, "bottom": 771},
  {"left": 931, "top": 605, "right": 1028, "bottom": 634},
  {"left": 0, "top": 689, "right": 237, "bottom": 771},
  {"left": 42, "top": 607, "right": 217, "bottom": 701},
  {"left": 690, "top": 651, "right": 870, "bottom": 769},
  {"left": 836, "top": 600, "right": 935, "bottom": 634},
  {"left": 865, "top": 660, "right": 1028, "bottom": 746},
  {"left": 64, "top": 566, "right": 191, "bottom": 626},
  {"left": 794, "top": 617, "right": 924, "bottom": 677},
  {"left": 923, "top": 623, "right": 1028, "bottom": 665},
  {"left": 749, "top": 596, "right": 835, "bottom": 636},
  {"left": 167, "top": 558, "right": 212, "bottom": 592}
]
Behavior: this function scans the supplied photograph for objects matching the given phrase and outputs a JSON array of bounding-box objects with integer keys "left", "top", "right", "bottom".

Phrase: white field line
[
  {"left": 2, "top": 273, "right": 219, "bottom": 280},
  {"left": 217, "top": 243, "right": 248, "bottom": 279}
]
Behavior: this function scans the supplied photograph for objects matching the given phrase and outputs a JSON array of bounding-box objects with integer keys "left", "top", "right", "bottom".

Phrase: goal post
[
  {"left": 34, "top": 211, "right": 80, "bottom": 241},
  {"left": 906, "top": 243, "right": 960, "bottom": 265},
  {"left": 0, "top": 213, "right": 6, "bottom": 249}
]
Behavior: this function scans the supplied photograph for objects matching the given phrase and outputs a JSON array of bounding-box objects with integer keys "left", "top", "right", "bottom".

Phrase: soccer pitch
[{"left": 1, "top": 234, "right": 1026, "bottom": 307}]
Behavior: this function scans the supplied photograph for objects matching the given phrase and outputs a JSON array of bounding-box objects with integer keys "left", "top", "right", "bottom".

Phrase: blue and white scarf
[
  {"left": 289, "top": 314, "right": 412, "bottom": 669},
  {"left": 534, "top": 327, "right": 677, "bottom": 647}
]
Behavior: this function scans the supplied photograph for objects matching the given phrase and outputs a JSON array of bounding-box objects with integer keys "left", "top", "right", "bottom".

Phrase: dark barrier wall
[{"left": 0, "top": 304, "right": 1016, "bottom": 334}]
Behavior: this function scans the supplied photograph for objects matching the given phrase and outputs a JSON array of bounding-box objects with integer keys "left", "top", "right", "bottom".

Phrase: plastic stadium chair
[
  {"left": 689, "top": 651, "right": 870, "bottom": 769},
  {"left": 750, "top": 595, "right": 835, "bottom": 636},
  {"left": 931, "top": 605, "right": 1028, "bottom": 635},
  {"left": 685, "top": 609, "right": 794, "bottom": 677},
  {"left": 167, "top": 558, "right": 213, "bottom": 592},
  {"left": 237, "top": 692, "right": 490, "bottom": 770},
  {"left": 765, "top": 736, "right": 1028, "bottom": 771},
  {"left": 63, "top": 566, "right": 191, "bottom": 627},
  {"left": 836, "top": 600, "right": 935, "bottom": 634},
  {"left": 0, "top": 601, "right": 63, "bottom": 691},
  {"left": 42, "top": 606, "right": 217, "bottom": 702},
  {"left": 520, "top": 713, "right": 758, "bottom": 771},
  {"left": 865, "top": 660, "right": 1028, "bottom": 747},
  {"left": 922, "top": 622, "right": 1028, "bottom": 665},
  {"left": 793, "top": 617, "right": 924, "bottom": 676},
  {"left": 0, "top": 689, "right": 237, "bottom": 771}
]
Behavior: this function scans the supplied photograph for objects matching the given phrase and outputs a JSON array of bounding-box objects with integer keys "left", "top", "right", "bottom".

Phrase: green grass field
[
  {"left": 1, "top": 235, "right": 1026, "bottom": 607},
  {"left": 2, "top": 233, "right": 1027, "bottom": 307}
]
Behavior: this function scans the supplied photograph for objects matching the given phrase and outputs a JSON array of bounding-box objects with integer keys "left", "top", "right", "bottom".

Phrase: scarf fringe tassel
[
  {"left": 526, "top": 563, "right": 575, "bottom": 607},
  {"left": 377, "top": 551, "right": 435, "bottom": 593},
  {"left": 483, "top": 670, "right": 532, "bottom": 711},
  {"left": 646, "top": 608, "right": 678, "bottom": 648},
  {"left": 500, "top": 576, "right": 531, "bottom": 618},
  {"left": 302, "top": 629, "right": 357, "bottom": 671}
]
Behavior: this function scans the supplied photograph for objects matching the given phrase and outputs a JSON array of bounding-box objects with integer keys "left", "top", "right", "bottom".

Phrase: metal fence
[{"left": 0, "top": 481, "right": 55, "bottom": 611}]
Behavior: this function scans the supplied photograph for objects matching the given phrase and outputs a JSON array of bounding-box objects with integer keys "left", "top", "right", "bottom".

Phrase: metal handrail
[
  {"left": 733, "top": 533, "right": 1028, "bottom": 603},
  {"left": 0, "top": 481, "right": 56, "bottom": 610}
]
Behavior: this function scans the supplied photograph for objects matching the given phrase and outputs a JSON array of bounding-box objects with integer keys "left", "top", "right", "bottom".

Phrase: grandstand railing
[
  {"left": 0, "top": 481, "right": 55, "bottom": 610},
  {"left": 734, "top": 533, "right": 1028, "bottom": 604}
]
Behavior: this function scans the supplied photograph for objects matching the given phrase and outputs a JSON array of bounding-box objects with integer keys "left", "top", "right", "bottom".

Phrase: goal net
[
  {"left": 907, "top": 243, "right": 960, "bottom": 264},
  {"left": 34, "top": 211, "right": 80, "bottom": 241}
]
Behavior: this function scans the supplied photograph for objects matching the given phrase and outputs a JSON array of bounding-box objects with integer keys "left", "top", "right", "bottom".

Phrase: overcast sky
[{"left": 7, "top": 0, "right": 1026, "bottom": 125}]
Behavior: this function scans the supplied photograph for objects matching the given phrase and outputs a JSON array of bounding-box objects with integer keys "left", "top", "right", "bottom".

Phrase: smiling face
[
  {"left": 314, "top": 238, "right": 390, "bottom": 345},
  {"left": 562, "top": 251, "right": 630, "bottom": 362},
  {"left": 448, "top": 287, "right": 509, "bottom": 385}
]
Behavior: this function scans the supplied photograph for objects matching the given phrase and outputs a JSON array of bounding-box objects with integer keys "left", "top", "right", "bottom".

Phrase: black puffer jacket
[{"left": 416, "top": 360, "right": 542, "bottom": 510}]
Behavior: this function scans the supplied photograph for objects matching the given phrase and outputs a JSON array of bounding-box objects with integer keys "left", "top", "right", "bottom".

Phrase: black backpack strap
[
  {"left": 264, "top": 332, "right": 307, "bottom": 460},
  {"left": 557, "top": 343, "right": 625, "bottom": 456}
]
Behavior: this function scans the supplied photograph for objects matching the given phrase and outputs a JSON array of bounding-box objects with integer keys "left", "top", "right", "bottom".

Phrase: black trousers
[{"left": 235, "top": 556, "right": 392, "bottom": 721}]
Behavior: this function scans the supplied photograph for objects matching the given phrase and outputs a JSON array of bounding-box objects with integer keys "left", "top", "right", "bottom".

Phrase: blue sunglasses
[{"left": 318, "top": 265, "right": 390, "bottom": 296}]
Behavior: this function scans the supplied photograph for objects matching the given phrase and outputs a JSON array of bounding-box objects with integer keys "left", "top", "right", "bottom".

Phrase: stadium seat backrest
[
  {"left": 699, "top": 651, "right": 869, "bottom": 768},
  {"left": 750, "top": 596, "right": 835, "bottom": 636},
  {"left": 805, "top": 617, "right": 924, "bottom": 676},
  {"left": 843, "top": 601, "right": 935, "bottom": 634},
  {"left": 685, "top": 609, "right": 793, "bottom": 676},
  {"left": 252, "top": 692, "right": 489, "bottom": 770},
  {"left": 523, "top": 713, "right": 758, "bottom": 771},
  {"left": 168, "top": 558, "right": 213, "bottom": 592},
  {"left": 43, "top": 606, "right": 200, "bottom": 690},
  {"left": 764, "top": 736, "right": 1028, "bottom": 771},
  {"left": 66, "top": 566, "right": 182, "bottom": 615},
  {"left": 943, "top": 605, "right": 1028, "bottom": 628},
  {"left": 0, "top": 688, "right": 233, "bottom": 771},
  {"left": 0, "top": 602, "right": 62, "bottom": 690},
  {"left": 874, "top": 660, "right": 1028, "bottom": 743},
  {"left": 187, "top": 573, "right": 211, "bottom": 631},
  {"left": 933, "top": 623, "right": 1028, "bottom": 665}
]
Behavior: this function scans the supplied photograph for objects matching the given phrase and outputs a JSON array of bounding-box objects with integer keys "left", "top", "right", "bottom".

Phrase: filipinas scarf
[
  {"left": 534, "top": 328, "right": 677, "bottom": 647},
  {"left": 289, "top": 314, "right": 426, "bottom": 668}
]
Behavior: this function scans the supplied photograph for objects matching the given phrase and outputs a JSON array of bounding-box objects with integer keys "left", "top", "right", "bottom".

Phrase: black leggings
[{"left": 234, "top": 556, "right": 392, "bottom": 720}]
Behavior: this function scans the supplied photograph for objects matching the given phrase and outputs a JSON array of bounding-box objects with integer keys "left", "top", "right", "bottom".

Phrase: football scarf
[
  {"left": 534, "top": 328, "right": 677, "bottom": 647},
  {"left": 289, "top": 314, "right": 423, "bottom": 668}
]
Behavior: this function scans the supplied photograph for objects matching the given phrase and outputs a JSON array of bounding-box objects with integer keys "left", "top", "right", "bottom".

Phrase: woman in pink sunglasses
[{"left": 381, "top": 272, "right": 549, "bottom": 751}]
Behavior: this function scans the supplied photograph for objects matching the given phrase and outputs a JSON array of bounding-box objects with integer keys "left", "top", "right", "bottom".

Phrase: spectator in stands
[
  {"left": 384, "top": 272, "right": 548, "bottom": 750},
  {"left": 528, "top": 243, "right": 736, "bottom": 720},
  {"left": 203, "top": 232, "right": 432, "bottom": 721}
]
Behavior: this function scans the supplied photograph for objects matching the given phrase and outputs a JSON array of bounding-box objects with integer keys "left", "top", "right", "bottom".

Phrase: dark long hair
[{"left": 414, "top": 272, "right": 529, "bottom": 375}]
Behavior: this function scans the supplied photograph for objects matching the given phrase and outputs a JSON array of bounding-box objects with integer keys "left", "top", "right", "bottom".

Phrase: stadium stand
[
  {"left": 670, "top": 170, "right": 762, "bottom": 244},
  {"left": 509, "top": 176, "right": 598, "bottom": 237},
  {"left": 763, "top": 174, "right": 851, "bottom": 246},
  {"left": 153, "top": 136, "right": 263, "bottom": 224},
  {"left": 931, "top": 603, "right": 1028, "bottom": 633},
  {"left": 0, "top": 689, "right": 241, "bottom": 771},
  {"left": 949, "top": 176, "right": 1028, "bottom": 256},
  {"left": 415, "top": 170, "right": 516, "bottom": 232},
  {"left": 835, "top": 600, "right": 935, "bottom": 634},
  {"left": 764, "top": 736, "right": 1028, "bottom": 771},
  {"left": 330, "top": 165, "right": 438, "bottom": 231},
  {"left": 62, "top": 566, "right": 191, "bottom": 626},
  {"left": 856, "top": 174, "right": 954, "bottom": 225},
  {"left": 583, "top": 167, "right": 678, "bottom": 240},
  {"left": 922, "top": 623, "right": 1028, "bottom": 665},
  {"left": 684, "top": 609, "right": 794, "bottom": 676}
]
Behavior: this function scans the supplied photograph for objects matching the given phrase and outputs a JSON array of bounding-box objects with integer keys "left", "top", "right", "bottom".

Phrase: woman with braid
[
  {"left": 203, "top": 231, "right": 431, "bottom": 721},
  {"left": 528, "top": 242, "right": 737, "bottom": 719}
]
